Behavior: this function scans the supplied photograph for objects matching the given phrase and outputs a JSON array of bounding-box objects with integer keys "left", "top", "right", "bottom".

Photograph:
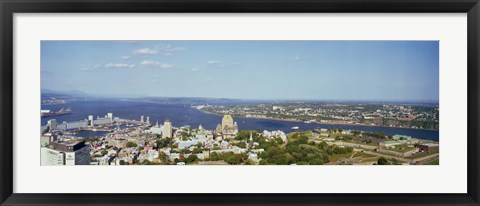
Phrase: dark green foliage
[
  {"left": 378, "top": 157, "right": 389, "bottom": 165},
  {"left": 235, "top": 130, "right": 257, "bottom": 141},
  {"left": 126, "top": 141, "right": 137, "bottom": 148},
  {"left": 156, "top": 138, "right": 173, "bottom": 148},
  {"left": 180, "top": 148, "right": 191, "bottom": 154},
  {"left": 363, "top": 132, "right": 387, "bottom": 139},
  {"left": 192, "top": 148, "right": 203, "bottom": 154},
  {"left": 186, "top": 155, "right": 199, "bottom": 164}
]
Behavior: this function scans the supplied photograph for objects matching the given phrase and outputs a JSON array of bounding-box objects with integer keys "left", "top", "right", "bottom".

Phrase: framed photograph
[{"left": 1, "top": 0, "right": 479, "bottom": 205}]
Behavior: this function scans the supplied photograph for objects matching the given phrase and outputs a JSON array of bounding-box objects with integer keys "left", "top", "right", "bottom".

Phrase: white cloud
[
  {"left": 80, "top": 67, "right": 96, "bottom": 72},
  {"left": 157, "top": 44, "right": 186, "bottom": 56},
  {"left": 121, "top": 55, "right": 131, "bottom": 60},
  {"left": 140, "top": 60, "right": 174, "bottom": 69},
  {"left": 191, "top": 68, "right": 201, "bottom": 71},
  {"left": 133, "top": 48, "right": 158, "bottom": 55},
  {"left": 104, "top": 63, "right": 135, "bottom": 68},
  {"left": 133, "top": 45, "right": 186, "bottom": 56},
  {"left": 207, "top": 60, "right": 219, "bottom": 64}
]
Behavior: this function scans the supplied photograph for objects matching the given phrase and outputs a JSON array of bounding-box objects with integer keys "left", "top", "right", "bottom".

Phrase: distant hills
[
  {"left": 40, "top": 89, "right": 438, "bottom": 105},
  {"left": 41, "top": 89, "right": 90, "bottom": 101},
  {"left": 123, "top": 97, "right": 256, "bottom": 105}
]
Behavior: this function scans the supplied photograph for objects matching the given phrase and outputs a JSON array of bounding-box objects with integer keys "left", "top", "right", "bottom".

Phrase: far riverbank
[{"left": 196, "top": 109, "right": 439, "bottom": 133}]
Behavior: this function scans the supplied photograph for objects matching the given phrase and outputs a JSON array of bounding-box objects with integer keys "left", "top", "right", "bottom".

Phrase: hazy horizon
[
  {"left": 41, "top": 41, "right": 439, "bottom": 102},
  {"left": 42, "top": 88, "right": 439, "bottom": 104}
]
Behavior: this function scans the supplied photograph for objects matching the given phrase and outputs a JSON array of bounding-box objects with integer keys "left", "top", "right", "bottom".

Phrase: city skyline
[{"left": 41, "top": 41, "right": 439, "bottom": 102}]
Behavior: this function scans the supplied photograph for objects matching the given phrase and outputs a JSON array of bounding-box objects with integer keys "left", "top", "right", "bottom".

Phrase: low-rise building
[{"left": 415, "top": 143, "right": 439, "bottom": 152}]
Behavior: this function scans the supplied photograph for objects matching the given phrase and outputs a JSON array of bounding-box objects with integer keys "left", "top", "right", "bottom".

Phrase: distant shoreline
[{"left": 196, "top": 108, "right": 439, "bottom": 133}]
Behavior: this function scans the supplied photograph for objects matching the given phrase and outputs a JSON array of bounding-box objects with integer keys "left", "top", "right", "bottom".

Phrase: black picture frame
[{"left": 1, "top": 0, "right": 479, "bottom": 205}]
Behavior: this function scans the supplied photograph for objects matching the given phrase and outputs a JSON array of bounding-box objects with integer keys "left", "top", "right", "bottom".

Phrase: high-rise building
[
  {"left": 88, "top": 115, "right": 94, "bottom": 126},
  {"left": 221, "top": 115, "right": 238, "bottom": 135},
  {"left": 162, "top": 119, "right": 173, "bottom": 138},
  {"left": 40, "top": 133, "right": 57, "bottom": 147},
  {"left": 47, "top": 119, "right": 57, "bottom": 131},
  {"left": 146, "top": 116, "right": 150, "bottom": 124},
  {"left": 141, "top": 116, "right": 144, "bottom": 123},
  {"left": 41, "top": 141, "right": 90, "bottom": 166},
  {"left": 107, "top": 113, "right": 113, "bottom": 120}
]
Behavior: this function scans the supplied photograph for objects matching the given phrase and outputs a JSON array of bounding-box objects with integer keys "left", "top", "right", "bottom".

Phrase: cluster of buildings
[
  {"left": 40, "top": 109, "right": 439, "bottom": 165},
  {"left": 314, "top": 129, "right": 439, "bottom": 163},
  {"left": 143, "top": 119, "right": 173, "bottom": 138},
  {"left": 41, "top": 113, "right": 116, "bottom": 132},
  {"left": 261, "top": 130, "right": 287, "bottom": 142},
  {"left": 40, "top": 112, "right": 274, "bottom": 165},
  {"left": 198, "top": 102, "right": 439, "bottom": 130},
  {"left": 41, "top": 140, "right": 90, "bottom": 166}
]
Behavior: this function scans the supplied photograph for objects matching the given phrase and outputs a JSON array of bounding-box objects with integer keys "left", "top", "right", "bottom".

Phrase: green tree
[
  {"left": 224, "top": 152, "right": 242, "bottom": 165},
  {"left": 297, "top": 136, "right": 309, "bottom": 144},
  {"left": 156, "top": 138, "right": 173, "bottom": 148},
  {"left": 119, "top": 160, "right": 126, "bottom": 165},
  {"left": 143, "top": 160, "right": 152, "bottom": 165},
  {"left": 210, "top": 152, "right": 220, "bottom": 161},
  {"left": 259, "top": 159, "right": 268, "bottom": 165},
  {"left": 378, "top": 157, "right": 389, "bottom": 165},
  {"left": 310, "top": 158, "right": 324, "bottom": 165},
  {"left": 186, "top": 155, "right": 199, "bottom": 164},
  {"left": 275, "top": 137, "right": 284, "bottom": 145},
  {"left": 234, "top": 142, "right": 247, "bottom": 148},
  {"left": 235, "top": 130, "right": 255, "bottom": 141},
  {"left": 126, "top": 141, "right": 137, "bottom": 148},
  {"left": 157, "top": 152, "right": 169, "bottom": 164},
  {"left": 192, "top": 148, "right": 203, "bottom": 154},
  {"left": 244, "top": 159, "right": 257, "bottom": 165}
]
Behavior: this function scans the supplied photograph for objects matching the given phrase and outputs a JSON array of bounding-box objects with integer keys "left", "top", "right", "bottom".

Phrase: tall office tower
[
  {"left": 47, "top": 119, "right": 57, "bottom": 131},
  {"left": 88, "top": 115, "right": 94, "bottom": 126},
  {"left": 162, "top": 119, "right": 173, "bottom": 138}
]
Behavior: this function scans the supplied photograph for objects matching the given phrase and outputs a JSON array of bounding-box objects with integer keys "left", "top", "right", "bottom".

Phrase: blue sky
[{"left": 41, "top": 41, "right": 439, "bottom": 102}]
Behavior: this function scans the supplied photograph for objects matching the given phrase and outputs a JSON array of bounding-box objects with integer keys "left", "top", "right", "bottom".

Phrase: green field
[
  {"left": 388, "top": 145, "right": 417, "bottom": 152},
  {"left": 352, "top": 152, "right": 377, "bottom": 158},
  {"left": 423, "top": 157, "right": 440, "bottom": 165},
  {"left": 328, "top": 153, "right": 353, "bottom": 162},
  {"left": 407, "top": 150, "right": 439, "bottom": 159}
]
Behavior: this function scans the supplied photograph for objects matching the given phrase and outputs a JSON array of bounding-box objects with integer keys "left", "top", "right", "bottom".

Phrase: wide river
[{"left": 41, "top": 100, "right": 439, "bottom": 141}]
